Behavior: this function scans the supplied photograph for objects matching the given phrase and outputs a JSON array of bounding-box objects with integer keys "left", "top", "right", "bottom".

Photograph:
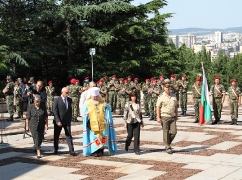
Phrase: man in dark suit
[{"left": 53, "top": 87, "right": 76, "bottom": 156}]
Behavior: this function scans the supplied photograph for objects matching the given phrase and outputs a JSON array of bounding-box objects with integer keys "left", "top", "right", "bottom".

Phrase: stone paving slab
[{"left": 208, "top": 141, "right": 241, "bottom": 150}]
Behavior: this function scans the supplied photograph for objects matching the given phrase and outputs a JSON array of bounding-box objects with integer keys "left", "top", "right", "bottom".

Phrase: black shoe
[
  {"left": 7, "top": 115, "right": 14, "bottom": 121},
  {"left": 149, "top": 116, "right": 154, "bottom": 121},
  {"left": 144, "top": 113, "right": 149, "bottom": 116},
  {"left": 183, "top": 111, "right": 186, "bottom": 116},
  {"left": 234, "top": 119, "right": 238, "bottom": 125},
  {"left": 230, "top": 119, "right": 234, "bottom": 125},
  {"left": 180, "top": 111, "right": 184, "bottom": 115},
  {"left": 70, "top": 151, "right": 77, "bottom": 156},
  {"left": 14, "top": 116, "right": 21, "bottom": 119},
  {"left": 74, "top": 118, "right": 80, "bottom": 122},
  {"left": 193, "top": 118, "right": 199, "bottom": 123},
  {"left": 135, "top": 152, "right": 140, "bottom": 155},
  {"left": 54, "top": 149, "right": 58, "bottom": 154},
  {"left": 37, "top": 155, "right": 42, "bottom": 158},
  {"left": 92, "top": 152, "right": 99, "bottom": 157},
  {"left": 125, "top": 144, "right": 129, "bottom": 151},
  {"left": 212, "top": 119, "right": 218, "bottom": 125}
]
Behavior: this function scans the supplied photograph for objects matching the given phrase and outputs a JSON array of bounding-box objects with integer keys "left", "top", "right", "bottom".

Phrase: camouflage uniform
[
  {"left": 192, "top": 84, "right": 201, "bottom": 122},
  {"left": 46, "top": 85, "right": 55, "bottom": 115},
  {"left": 99, "top": 85, "right": 107, "bottom": 102},
  {"left": 107, "top": 80, "right": 119, "bottom": 112},
  {"left": 130, "top": 82, "right": 141, "bottom": 103},
  {"left": 14, "top": 84, "right": 23, "bottom": 119},
  {"left": 68, "top": 84, "right": 81, "bottom": 121},
  {"left": 4, "top": 81, "right": 15, "bottom": 120},
  {"left": 142, "top": 82, "right": 151, "bottom": 116},
  {"left": 117, "top": 84, "right": 126, "bottom": 115},
  {"left": 178, "top": 80, "right": 189, "bottom": 115},
  {"left": 170, "top": 79, "right": 179, "bottom": 105},
  {"left": 228, "top": 86, "right": 241, "bottom": 125},
  {"left": 210, "top": 84, "right": 225, "bottom": 123},
  {"left": 149, "top": 84, "right": 161, "bottom": 120}
]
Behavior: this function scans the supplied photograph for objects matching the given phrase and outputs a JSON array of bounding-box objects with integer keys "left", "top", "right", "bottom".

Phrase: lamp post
[{"left": 89, "top": 48, "right": 96, "bottom": 81}]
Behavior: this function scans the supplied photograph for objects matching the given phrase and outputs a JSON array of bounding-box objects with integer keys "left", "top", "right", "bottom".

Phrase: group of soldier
[{"left": 2, "top": 73, "right": 241, "bottom": 125}]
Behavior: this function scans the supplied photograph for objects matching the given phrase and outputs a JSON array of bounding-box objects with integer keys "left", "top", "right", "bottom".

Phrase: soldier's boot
[
  {"left": 20, "top": 111, "right": 23, "bottom": 119},
  {"left": 193, "top": 117, "right": 199, "bottom": 123},
  {"left": 180, "top": 111, "right": 184, "bottom": 115},
  {"left": 183, "top": 111, "right": 186, "bottom": 116},
  {"left": 229, "top": 119, "right": 234, "bottom": 125},
  {"left": 7, "top": 115, "right": 14, "bottom": 121},
  {"left": 234, "top": 119, "right": 238, "bottom": 125},
  {"left": 149, "top": 116, "right": 154, "bottom": 121},
  {"left": 118, "top": 111, "right": 122, "bottom": 115},
  {"left": 15, "top": 112, "right": 21, "bottom": 119},
  {"left": 212, "top": 118, "right": 219, "bottom": 125},
  {"left": 144, "top": 112, "right": 149, "bottom": 116}
]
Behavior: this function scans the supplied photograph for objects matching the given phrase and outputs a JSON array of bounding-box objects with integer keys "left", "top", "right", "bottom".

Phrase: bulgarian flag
[{"left": 199, "top": 63, "right": 212, "bottom": 124}]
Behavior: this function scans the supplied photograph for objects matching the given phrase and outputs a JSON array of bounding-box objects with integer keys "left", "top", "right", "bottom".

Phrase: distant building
[
  {"left": 215, "top": 31, "right": 223, "bottom": 44},
  {"left": 169, "top": 35, "right": 179, "bottom": 48},
  {"left": 187, "top": 33, "right": 196, "bottom": 48}
]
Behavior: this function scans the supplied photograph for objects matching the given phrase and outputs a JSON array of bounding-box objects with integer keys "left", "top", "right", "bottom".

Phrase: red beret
[
  {"left": 48, "top": 81, "right": 52, "bottom": 85},
  {"left": 159, "top": 75, "right": 164, "bottom": 78},
  {"left": 134, "top": 78, "right": 138, "bottom": 81},
  {"left": 124, "top": 79, "right": 128, "bottom": 83},
  {"left": 150, "top": 77, "right": 155, "bottom": 80},
  {"left": 181, "top": 74, "right": 186, "bottom": 78},
  {"left": 112, "top": 75, "right": 116, "bottom": 78},
  {"left": 214, "top": 76, "right": 220, "bottom": 80},
  {"left": 70, "top": 78, "right": 76, "bottom": 84},
  {"left": 145, "top": 78, "right": 150, "bottom": 81},
  {"left": 75, "top": 79, "right": 79, "bottom": 83},
  {"left": 103, "top": 76, "right": 107, "bottom": 79},
  {"left": 195, "top": 77, "right": 201, "bottom": 82},
  {"left": 85, "top": 76, "right": 89, "bottom": 80},
  {"left": 152, "top": 79, "right": 157, "bottom": 83},
  {"left": 230, "top": 79, "right": 237, "bottom": 83},
  {"left": 127, "top": 76, "right": 131, "bottom": 78},
  {"left": 119, "top": 78, "right": 124, "bottom": 81},
  {"left": 99, "top": 79, "right": 104, "bottom": 82},
  {"left": 170, "top": 74, "right": 176, "bottom": 78}
]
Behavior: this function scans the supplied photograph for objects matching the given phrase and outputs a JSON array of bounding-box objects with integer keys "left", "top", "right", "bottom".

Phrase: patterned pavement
[{"left": 0, "top": 102, "right": 242, "bottom": 179}]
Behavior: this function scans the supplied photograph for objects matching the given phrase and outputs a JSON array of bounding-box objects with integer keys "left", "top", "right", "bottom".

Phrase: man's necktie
[{"left": 64, "top": 98, "right": 68, "bottom": 109}]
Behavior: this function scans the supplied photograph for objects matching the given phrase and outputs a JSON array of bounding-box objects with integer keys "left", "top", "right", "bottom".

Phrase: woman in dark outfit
[
  {"left": 123, "top": 92, "right": 144, "bottom": 155},
  {"left": 26, "top": 95, "right": 48, "bottom": 158}
]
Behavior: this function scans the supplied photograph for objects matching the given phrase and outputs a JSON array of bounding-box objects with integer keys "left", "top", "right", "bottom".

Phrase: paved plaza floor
[{"left": 0, "top": 103, "right": 242, "bottom": 179}]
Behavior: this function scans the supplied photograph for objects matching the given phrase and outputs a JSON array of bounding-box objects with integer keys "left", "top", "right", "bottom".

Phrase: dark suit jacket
[{"left": 53, "top": 96, "right": 72, "bottom": 126}]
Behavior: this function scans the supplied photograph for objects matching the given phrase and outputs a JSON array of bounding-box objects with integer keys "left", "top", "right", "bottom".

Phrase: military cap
[
  {"left": 48, "top": 80, "right": 52, "bottom": 85},
  {"left": 124, "top": 79, "right": 128, "bottom": 83},
  {"left": 85, "top": 76, "right": 89, "bottom": 80},
  {"left": 127, "top": 76, "right": 131, "bottom": 79},
  {"left": 195, "top": 77, "right": 202, "bottom": 82},
  {"left": 112, "top": 75, "right": 116, "bottom": 78},
  {"left": 103, "top": 76, "right": 108, "bottom": 79},
  {"left": 6, "top": 76, "right": 12, "bottom": 79},
  {"left": 159, "top": 75, "right": 164, "bottom": 79},
  {"left": 214, "top": 76, "right": 220, "bottom": 80},
  {"left": 99, "top": 79, "right": 104, "bottom": 82},
  {"left": 230, "top": 79, "right": 236, "bottom": 83},
  {"left": 181, "top": 74, "right": 186, "bottom": 78},
  {"left": 75, "top": 79, "right": 79, "bottom": 83},
  {"left": 70, "top": 78, "right": 76, "bottom": 84},
  {"left": 134, "top": 78, "right": 138, "bottom": 81},
  {"left": 145, "top": 78, "right": 150, "bottom": 81},
  {"left": 170, "top": 74, "right": 176, "bottom": 78},
  {"left": 119, "top": 78, "right": 124, "bottom": 81},
  {"left": 162, "top": 79, "right": 170, "bottom": 85}
]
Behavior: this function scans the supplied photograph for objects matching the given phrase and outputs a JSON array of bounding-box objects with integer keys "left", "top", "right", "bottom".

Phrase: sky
[{"left": 131, "top": 0, "right": 242, "bottom": 29}]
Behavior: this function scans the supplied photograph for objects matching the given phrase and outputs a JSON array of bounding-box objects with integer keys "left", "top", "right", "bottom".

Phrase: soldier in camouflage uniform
[
  {"left": 178, "top": 74, "right": 189, "bottom": 116},
  {"left": 99, "top": 79, "right": 107, "bottom": 102},
  {"left": 127, "top": 76, "right": 133, "bottom": 85},
  {"left": 227, "top": 79, "right": 241, "bottom": 125},
  {"left": 210, "top": 76, "right": 225, "bottom": 125},
  {"left": 2, "top": 76, "right": 15, "bottom": 121},
  {"left": 124, "top": 79, "right": 132, "bottom": 104},
  {"left": 157, "top": 75, "right": 165, "bottom": 87},
  {"left": 83, "top": 77, "right": 89, "bottom": 91},
  {"left": 142, "top": 79, "right": 151, "bottom": 116},
  {"left": 68, "top": 78, "right": 82, "bottom": 122},
  {"left": 14, "top": 81, "right": 23, "bottom": 119},
  {"left": 149, "top": 79, "right": 161, "bottom": 120},
  {"left": 170, "top": 74, "right": 179, "bottom": 104},
  {"left": 46, "top": 80, "right": 55, "bottom": 116},
  {"left": 131, "top": 78, "right": 141, "bottom": 104},
  {"left": 191, "top": 78, "right": 202, "bottom": 123},
  {"left": 117, "top": 78, "right": 126, "bottom": 115},
  {"left": 107, "top": 75, "right": 119, "bottom": 112}
]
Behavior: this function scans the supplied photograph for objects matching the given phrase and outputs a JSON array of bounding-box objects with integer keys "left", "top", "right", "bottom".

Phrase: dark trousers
[
  {"left": 125, "top": 122, "right": 140, "bottom": 152},
  {"left": 54, "top": 122, "right": 74, "bottom": 152}
]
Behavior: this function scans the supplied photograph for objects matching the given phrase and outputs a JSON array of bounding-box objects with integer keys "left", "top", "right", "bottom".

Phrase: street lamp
[{"left": 89, "top": 48, "right": 96, "bottom": 81}]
